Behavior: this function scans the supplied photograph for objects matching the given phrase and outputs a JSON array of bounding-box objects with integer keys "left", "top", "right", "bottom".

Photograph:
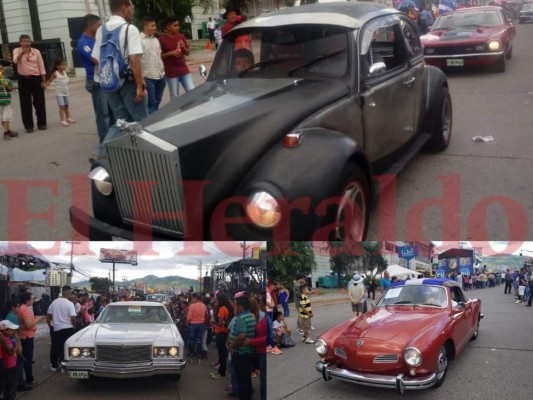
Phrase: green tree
[
  {"left": 89, "top": 277, "right": 113, "bottom": 294},
  {"left": 327, "top": 241, "right": 363, "bottom": 288},
  {"left": 360, "top": 242, "right": 388, "bottom": 284},
  {"left": 267, "top": 242, "right": 316, "bottom": 293}
]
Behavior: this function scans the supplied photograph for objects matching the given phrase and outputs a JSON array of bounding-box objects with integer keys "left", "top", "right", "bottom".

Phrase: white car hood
[{"left": 67, "top": 323, "right": 179, "bottom": 346}]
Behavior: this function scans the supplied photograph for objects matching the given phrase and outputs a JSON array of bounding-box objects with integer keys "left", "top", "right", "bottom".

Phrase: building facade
[{"left": 48, "top": 268, "right": 71, "bottom": 287}]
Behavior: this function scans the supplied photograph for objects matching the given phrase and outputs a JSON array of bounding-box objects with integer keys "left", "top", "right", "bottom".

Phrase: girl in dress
[{"left": 46, "top": 59, "right": 75, "bottom": 127}]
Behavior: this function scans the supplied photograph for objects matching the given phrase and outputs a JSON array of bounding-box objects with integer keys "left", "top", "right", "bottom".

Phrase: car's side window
[{"left": 400, "top": 19, "right": 422, "bottom": 60}]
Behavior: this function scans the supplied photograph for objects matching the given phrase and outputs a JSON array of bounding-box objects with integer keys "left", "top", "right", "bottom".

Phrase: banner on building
[{"left": 397, "top": 246, "right": 418, "bottom": 261}]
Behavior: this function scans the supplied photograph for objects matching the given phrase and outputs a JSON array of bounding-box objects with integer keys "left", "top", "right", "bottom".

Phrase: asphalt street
[{"left": 267, "top": 286, "right": 533, "bottom": 400}]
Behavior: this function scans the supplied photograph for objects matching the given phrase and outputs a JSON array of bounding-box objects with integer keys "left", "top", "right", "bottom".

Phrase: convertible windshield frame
[{"left": 376, "top": 285, "right": 448, "bottom": 308}]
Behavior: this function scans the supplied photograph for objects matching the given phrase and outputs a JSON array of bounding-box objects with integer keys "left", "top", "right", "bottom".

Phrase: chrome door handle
[
  {"left": 404, "top": 76, "right": 416, "bottom": 87},
  {"left": 368, "top": 101, "right": 376, "bottom": 107}
]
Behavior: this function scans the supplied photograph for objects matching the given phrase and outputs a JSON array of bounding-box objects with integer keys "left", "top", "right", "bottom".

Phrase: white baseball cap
[{"left": 0, "top": 320, "right": 19, "bottom": 330}]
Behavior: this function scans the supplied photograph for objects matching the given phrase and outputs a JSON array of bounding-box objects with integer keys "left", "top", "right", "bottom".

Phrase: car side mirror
[
  {"left": 453, "top": 301, "right": 466, "bottom": 311},
  {"left": 199, "top": 64, "right": 208, "bottom": 79},
  {"left": 368, "top": 62, "right": 386, "bottom": 78}
]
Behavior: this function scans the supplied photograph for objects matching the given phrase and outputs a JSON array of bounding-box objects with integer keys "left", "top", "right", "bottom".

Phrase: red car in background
[
  {"left": 315, "top": 279, "right": 483, "bottom": 394},
  {"left": 421, "top": 6, "right": 516, "bottom": 72}
]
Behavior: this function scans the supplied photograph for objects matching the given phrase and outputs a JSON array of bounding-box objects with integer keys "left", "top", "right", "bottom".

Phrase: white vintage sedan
[{"left": 62, "top": 301, "right": 186, "bottom": 380}]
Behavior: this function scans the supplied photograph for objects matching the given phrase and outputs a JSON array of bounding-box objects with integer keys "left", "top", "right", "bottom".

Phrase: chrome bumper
[
  {"left": 316, "top": 361, "right": 436, "bottom": 394},
  {"left": 424, "top": 51, "right": 504, "bottom": 59},
  {"left": 61, "top": 359, "right": 186, "bottom": 379}
]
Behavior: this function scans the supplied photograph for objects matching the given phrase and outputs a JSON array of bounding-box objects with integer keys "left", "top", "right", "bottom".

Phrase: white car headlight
[
  {"left": 314, "top": 339, "right": 328, "bottom": 356},
  {"left": 488, "top": 40, "right": 501, "bottom": 51},
  {"left": 70, "top": 347, "right": 80, "bottom": 358},
  {"left": 245, "top": 191, "right": 282, "bottom": 228},
  {"left": 153, "top": 346, "right": 180, "bottom": 358},
  {"left": 404, "top": 347, "right": 422, "bottom": 367},
  {"left": 168, "top": 347, "right": 179, "bottom": 357},
  {"left": 89, "top": 166, "right": 113, "bottom": 196},
  {"left": 69, "top": 347, "right": 95, "bottom": 358}
]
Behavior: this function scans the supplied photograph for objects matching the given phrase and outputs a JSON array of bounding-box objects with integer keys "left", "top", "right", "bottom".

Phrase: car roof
[
  {"left": 233, "top": 2, "right": 399, "bottom": 32},
  {"left": 448, "top": 6, "right": 502, "bottom": 14},
  {"left": 391, "top": 278, "right": 460, "bottom": 288},
  {"left": 108, "top": 301, "right": 166, "bottom": 307}
]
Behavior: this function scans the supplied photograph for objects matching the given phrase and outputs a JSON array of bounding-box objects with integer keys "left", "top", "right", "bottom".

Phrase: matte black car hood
[{"left": 140, "top": 78, "right": 349, "bottom": 211}]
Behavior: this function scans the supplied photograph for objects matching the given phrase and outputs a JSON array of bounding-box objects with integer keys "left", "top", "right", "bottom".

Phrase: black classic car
[{"left": 70, "top": 2, "right": 452, "bottom": 241}]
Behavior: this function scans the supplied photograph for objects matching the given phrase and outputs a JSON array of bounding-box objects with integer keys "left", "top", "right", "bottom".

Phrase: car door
[
  {"left": 358, "top": 16, "right": 417, "bottom": 171},
  {"left": 450, "top": 286, "right": 472, "bottom": 351}
]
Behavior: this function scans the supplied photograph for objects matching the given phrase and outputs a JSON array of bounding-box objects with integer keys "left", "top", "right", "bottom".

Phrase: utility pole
[
  {"left": 241, "top": 241, "right": 249, "bottom": 259},
  {"left": 198, "top": 261, "right": 202, "bottom": 293},
  {"left": 66, "top": 241, "right": 80, "bottom": 282}
]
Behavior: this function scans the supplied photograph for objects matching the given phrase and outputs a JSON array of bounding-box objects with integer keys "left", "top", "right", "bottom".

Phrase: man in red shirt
[{"left": 159, "top": 16, "right": 194, "bottom": 101}]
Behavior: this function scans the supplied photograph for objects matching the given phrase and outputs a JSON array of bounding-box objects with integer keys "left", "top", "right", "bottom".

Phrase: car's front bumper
[
  {"left": 61, "top": 359, "right": 186, "bottom": 379},
  {"left": 424, "top": 51, "right": 504, "bottom": 67},
  {"left": 316, "top": 361, "right": 436, "bottom": 394}
]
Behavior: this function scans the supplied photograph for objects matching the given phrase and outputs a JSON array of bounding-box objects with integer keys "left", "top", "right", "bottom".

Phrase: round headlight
[
  {"left": 404, "top": 347, "right": 422, "bottom": 367},
  {"left": 158, "top": 348, "right": 168, "bottom": 356},
  {"left": 245, "top": 192, "right": 282, "bottom": 228},
  {"left": 81, "top": 348, "right": 92, "bottom": 357},
  {"left": 488, "top": 40, "right": 500, "bottom": 51},
  {"left": 314, "top": 339, "right": 328, "bottom": 356},
  {"left": 89, "top": 166, "right": 113, "bottom": 196},
  {"left": 169, "top": 347, "right": 178, "bottom": 357},
  {"left": 70, "top": 347, "right": 80, "bottom": 358}
]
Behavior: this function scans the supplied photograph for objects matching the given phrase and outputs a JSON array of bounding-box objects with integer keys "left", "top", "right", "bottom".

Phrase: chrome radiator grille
[
  {"left": 107, "top": 134, "right": 185, "bottom": 236},
  {"left": 97, "top": 345, "right": 152, "bottom": 363},
  {"left": 373, "top": 354, "right": 399, "bottom": 363}
]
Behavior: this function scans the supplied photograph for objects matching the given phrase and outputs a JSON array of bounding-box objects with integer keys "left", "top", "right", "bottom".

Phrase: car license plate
[
  {"left": 446, "top": 59, "right": 464, "bottom": 67},
  {"left": 68, "top": 371, "right": 89, "bottom": 379}
]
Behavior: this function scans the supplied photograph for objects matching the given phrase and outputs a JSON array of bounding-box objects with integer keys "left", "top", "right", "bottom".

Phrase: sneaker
[
  {"left": 211, "top": 373, "right": 227, "bottom": 380},
  {"left": 61, "top": 121, "right": 70, "bottom": 127},
  {"left": 211, "top": 362, "right": 220, "bottom": 369},
  {"left": 271, "top": 347, "right": 283, "bottom": 355},
  {"left": 67, "top": 118, "right": 76, "bottom": 124},
  {"left": 311, "top": 325, "right": 316, "bottom": 330},
  {"left": 297, "top": 329, "right": 304, "bottom": 335},
  {"left": 50, "top": 366, "right": 58, "bottom": 372},
  {"left": 26, "top": 128, "right": 34, "bottom": 133},
  {"left": 6, "top": 130, "right": 18, "bottom": 137},
  {"left": 38, "top": 126, "right": 47, "bottom": 130},
  {"left": 305, "top": 338, "right": 315, "bottom": 344},
  {"left": 266, "top": 345, "right": 272, "bottom": 353}
]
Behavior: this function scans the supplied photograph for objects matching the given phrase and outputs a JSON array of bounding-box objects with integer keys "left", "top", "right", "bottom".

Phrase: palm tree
[
  {"left": 327, "top": 241, "right": 363, "bottom": 287},
  {"left": 267, "top": 241, "right": 316, "bottom": 290},
  {"left": 132, "top": 0, "right": 217, "bottom": 27}
]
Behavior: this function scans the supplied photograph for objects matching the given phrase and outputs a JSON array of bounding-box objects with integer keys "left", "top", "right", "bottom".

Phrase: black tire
[
  {"left": 506, "top": 45, "right": 513, "bottom": 60},
  {"left": 332, "top": 162, "right": 369, "bottom": 241},
  {"left": 494, "top": 54, "right": 506, "bottom": 73},
  {"left": 432, "top": 345, "right": 449, "bottom": 389},
  {"left": 425, "top": 87, "right": 452, "bottom": 152},
  {"left": 470, "top": 315, "right": 480, "bottom": 341}
]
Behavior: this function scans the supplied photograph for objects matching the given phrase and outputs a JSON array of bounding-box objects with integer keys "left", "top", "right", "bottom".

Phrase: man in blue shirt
[{"left": 77, "top": 14, "right": 114, "bottom": 161}]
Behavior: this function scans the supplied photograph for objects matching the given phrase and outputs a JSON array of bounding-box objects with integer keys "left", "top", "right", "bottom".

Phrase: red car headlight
[{"left": 314, "top": 339, "right": 328, "bottom": 356}]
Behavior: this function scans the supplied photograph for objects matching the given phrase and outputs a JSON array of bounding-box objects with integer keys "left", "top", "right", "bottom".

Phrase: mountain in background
[{"left": 73, "top": 274, "right": 198, "bottom": 291}]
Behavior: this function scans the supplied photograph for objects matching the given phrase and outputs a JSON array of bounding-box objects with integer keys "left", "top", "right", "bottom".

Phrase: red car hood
[
  {"left": 341, "top": 306, "right": 445, "bottom": 342},
  {"left": 422, "top": 26, "right": 505, "bottom": 44}
]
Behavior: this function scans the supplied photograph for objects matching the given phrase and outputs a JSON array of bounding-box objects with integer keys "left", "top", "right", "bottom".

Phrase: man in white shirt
[
  {"left": 207, "top": 17, "right": 216, "bottom": 45},
  {"left": 91, "top": 0, "right": 148, "bottom": 159},
  {"left": 46, "top": 285, "right": 77, "bottom": 372},
  {"left": 141, "top": 16, "right": 166, "bottom": 114}
]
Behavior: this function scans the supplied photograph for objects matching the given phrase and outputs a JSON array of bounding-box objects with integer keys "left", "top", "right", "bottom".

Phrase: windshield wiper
[
  {"left": 391, "top": 301, "right": 413, "bottom": 305},
  {"left": 288, "top": 50, "right": 346, "bottom": 76},
  {"left": 238, "top": 58, "right": 291, "bottom": 77}
]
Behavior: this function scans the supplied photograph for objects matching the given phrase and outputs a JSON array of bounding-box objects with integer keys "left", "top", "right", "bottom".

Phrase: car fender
[
  {"left": 407, "top": 317, "right": 453, "bottom": 372},
  {"left": 421, "top": 65, "right": 449, "bottom": 133},
  {"left": 236, "top": 128, "right": 371, "bottom": 234}
]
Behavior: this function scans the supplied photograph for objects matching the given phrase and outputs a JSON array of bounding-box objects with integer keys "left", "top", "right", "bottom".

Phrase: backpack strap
[{"left": 123, "top": 23, "right": 130, "bottom": 68}]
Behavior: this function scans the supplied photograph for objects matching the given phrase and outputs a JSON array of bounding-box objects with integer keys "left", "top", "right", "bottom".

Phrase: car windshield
[
  {"left": 146, "top": 294, "right": 167, "bottom": 302},
  {"left": 376, "top": 285, "right": 447, "bottom": 308},
  {"left": 97, "top": 305, "right": 173, "bottom": 324},
  {"left": 523, "top": 4, "right": 533, "bottom": 11},
  {"left": 210, "top": 25, "right": 349, "bottom": 79},
  {"left": 433, "top": 10, "right": 503, "bottom": 29}
]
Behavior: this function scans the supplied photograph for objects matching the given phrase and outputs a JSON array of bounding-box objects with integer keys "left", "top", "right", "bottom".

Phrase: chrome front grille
[
  {"left": 106, "top": 132, "right": 185, "bottom": 236},
  {"left": 334, "top": 347, "right": 347, "bottom": 359},
  {"left": 97, "top": 345, "right": 152, "bottom": 363},
  {"left": 373, "top": 354, "right": 399, "bottom": 363}
]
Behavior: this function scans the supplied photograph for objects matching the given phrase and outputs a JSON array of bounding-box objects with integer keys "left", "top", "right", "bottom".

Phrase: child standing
[
  {"left": 46, "top": 59, "right": 75, "bottom": 127},
  {"left": 214, "top": 24, "right": 222, "bottom": 50},
  {"left": 0, "top": 65, "right": 18, "bottom": 140},
  {"left": 0, "top": 320, "right": 20, "bottom": 400},
  {"left": 298, "top": 285, "right": 314, "bottom": 344}
]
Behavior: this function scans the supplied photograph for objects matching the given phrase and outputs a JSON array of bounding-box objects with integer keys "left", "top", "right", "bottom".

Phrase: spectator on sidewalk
[
  {"left": 141, "top": 16, "right": 166, "bottom": 114},
  {"left": 12, "top": 34, "right": 47, "bottom": 132},
  {"left": 3, "top": 301, "right": 29, "bottom": 392},
  {"left": 45, "top": 59, "right": 76, "bottom": 127},
  {"left": 0, "top": 320, "right": 20, "bottom": 400},
  {"left": 91, "top": 0, "right": 148, "bottom": 159},
  {"left": 298, "top": 284, "right": 314, "bottom": 344},
  {"left": 348, "top": 274, "right": 366, "bottom": 317},
  {"left": 77, "top": 13, "right": 115, "bottom": 153},
  {"left": 211, "top": 293, "right": 233, "bottom": 380},
  {"left": 207, "top": 17, "right": 216, "bottom": 45},
  {"left": 214, "top": 25, "right": 222, "bottom": 50},
  {"left": 186, "top": 293, "right": 206, "bottom": 363},
  {"left": 17, "top": 293, "right": 44, "bottom": 389},
  {"left": 245, "top": 294, "right": 267, "bottom": 400},
  {"left": 0, "top": 64, "right": 18, "bottom": 141},
  {"left": 46, "top": 286, "right": 77, "bottom": 372},
  {"left": 159, "top": 16, "right": 194, "bottom": 101}
]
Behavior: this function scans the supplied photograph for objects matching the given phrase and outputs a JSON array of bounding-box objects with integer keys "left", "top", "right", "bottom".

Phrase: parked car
[
  {"left": 421, "top": 6, "right": 516, "bottom": 72},
  {"left": 61, "top": 301, "right": 186, "bottom": 380},
  {"left": 519, "top": 3, "right": 533, "bottom": 23},
  {"left": 315, "top": 278, "right": 483, "bottom": 394},
  {"left": 70, "top": 2, "right": 452, "bottom": 241},
  {"left": 146, "top": 293, "right": 169, "bottom": 304}
]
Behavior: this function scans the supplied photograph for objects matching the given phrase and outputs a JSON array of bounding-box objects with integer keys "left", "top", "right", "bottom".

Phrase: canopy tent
[
  {"left": 0, "top": 243, "right": 51, "bottom": 272},
  {"left": 368, "top": 264, "right": 420, "bottom": 280},
  {"left": 210, "top": 258, "right": 266, "bottom": 294}
]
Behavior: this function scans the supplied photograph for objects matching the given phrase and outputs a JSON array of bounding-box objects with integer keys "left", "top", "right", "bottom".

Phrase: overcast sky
[{"left": 0, "top": 241, "right": 266, "bottom": 282}]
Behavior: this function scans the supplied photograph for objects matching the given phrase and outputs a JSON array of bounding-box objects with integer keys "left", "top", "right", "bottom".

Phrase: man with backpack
[{"left": 91, "top": 0, "right": 148, "bottom": 159}]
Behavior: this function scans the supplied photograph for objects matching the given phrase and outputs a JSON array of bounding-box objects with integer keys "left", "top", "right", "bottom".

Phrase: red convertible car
[
  {"left": 421, "top": 6, "right": 516, "bottom": 72},
  {"left": 315, "top": 279, "right": 483, "bottom": 394}
]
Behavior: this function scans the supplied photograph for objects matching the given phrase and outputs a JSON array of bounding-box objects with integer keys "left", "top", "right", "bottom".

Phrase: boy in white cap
[{"left": 0, "top": 320, "right": 20, "bottom": 400}]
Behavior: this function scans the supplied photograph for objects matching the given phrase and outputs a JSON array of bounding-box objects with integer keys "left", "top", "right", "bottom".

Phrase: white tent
[{"left": 369, "top": 265, "right": 419, "bottom": 280}]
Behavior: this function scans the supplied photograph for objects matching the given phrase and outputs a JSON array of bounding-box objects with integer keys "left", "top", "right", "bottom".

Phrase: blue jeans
[
  {"left": 85, "top": 79, "right": 115, "bottom": 144},
  {"left": 281, "top": 301, "right": 290, "bottom": 317},
  {"left": 95, "top": 82, "right": 148, "bottom": 158},
  {"left": 21, "top": 337, "right": 34, "bottom": 384},
  {"left": 187, "top": 323, "right": 205, "bottom": 359},
  {"left": 145, "top": 77, "right": 166, "bottom": 114},
  {"left": 166, "top": 73, "right": 194, "bottom": 101}
]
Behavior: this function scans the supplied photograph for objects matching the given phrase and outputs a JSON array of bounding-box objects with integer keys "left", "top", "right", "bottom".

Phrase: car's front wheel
[
  {"left": 432, "top": 345, "right": 449, "bottom": 389},
  {"left": 506, "top": 45, "right": 513, "bottom": 60},
  {"left": 470, "top": 315, "right": 480, "bottom": 341},
  {"left": 333, "top": 162, "right": 369, "bottom": 241},
  {"left": 425, "top": 87, "right": 452, "bottom": 152}
]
